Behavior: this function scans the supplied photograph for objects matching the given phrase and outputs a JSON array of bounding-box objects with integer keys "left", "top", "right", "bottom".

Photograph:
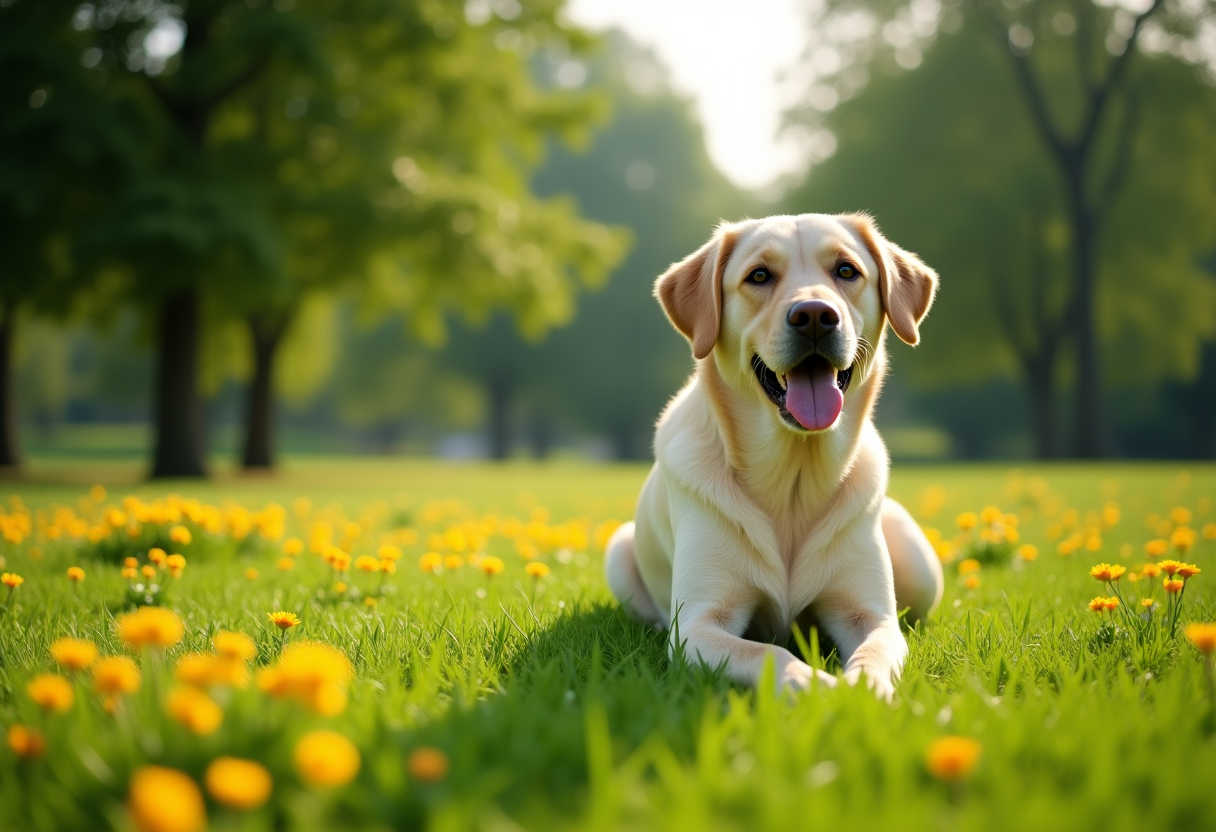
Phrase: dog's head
[{"left": 655, "top": 213, "right": 937, "bottom": 433}]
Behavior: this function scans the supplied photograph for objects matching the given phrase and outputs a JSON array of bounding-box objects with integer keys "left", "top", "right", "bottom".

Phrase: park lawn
[{"left": 1, "top": 459, "right": 1215, "bottom": 832}]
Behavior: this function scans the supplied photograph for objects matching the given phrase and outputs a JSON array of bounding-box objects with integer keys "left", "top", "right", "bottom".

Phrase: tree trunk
[
  {"left": 0, "top": 303, "right": 19, "bottom": 471},
  {"left": 487, "top": 378, "right": 511, "bottom": 460},
  {"left": 241, "top": 314, "right": 288, "bottom": 470},
  {"left": 151, "top": 288, "right": 207, "bottom": 478},
  {"left": 1023, "top": 352, "right": 1060, "bottom": 459},
  {"left": 1064, "top": 170, "right": 1108, "bottom": 458}
]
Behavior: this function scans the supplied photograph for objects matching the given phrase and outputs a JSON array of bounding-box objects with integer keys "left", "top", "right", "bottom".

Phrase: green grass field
[{"left": 2, "top": 459, "right": 1214, "bottom": 832}]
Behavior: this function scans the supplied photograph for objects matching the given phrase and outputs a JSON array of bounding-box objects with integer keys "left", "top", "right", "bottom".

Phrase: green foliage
[{"left": 0, "top": 462, "right": 1214, "bottom": 830}]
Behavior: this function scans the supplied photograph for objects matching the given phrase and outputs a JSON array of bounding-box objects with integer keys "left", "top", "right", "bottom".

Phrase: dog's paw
[
  {"left": 842, "top": 667, "right": 896, "bottom": 703},
  {"left": 777, "top": 659, "right": 838, "bottom": 694}
]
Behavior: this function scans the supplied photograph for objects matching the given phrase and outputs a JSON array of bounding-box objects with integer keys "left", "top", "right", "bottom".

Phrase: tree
[
  {"left": 443, "top": 30, "right": 757, "bottom": 459},
  {"left": 786, "top": 0, "right": 1216, "bottom": 458}
]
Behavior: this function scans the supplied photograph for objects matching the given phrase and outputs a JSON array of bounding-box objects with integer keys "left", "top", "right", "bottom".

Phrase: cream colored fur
[{"left": 605, "top": 213, "right": 943, "bottom": 700}]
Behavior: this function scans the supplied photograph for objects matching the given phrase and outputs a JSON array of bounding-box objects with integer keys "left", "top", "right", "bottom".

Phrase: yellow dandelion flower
[
  {"left": 213, "top": 631, "right": 256, "bottom": 661},
  {"left": 379, "top": 558, "right": 397, "bottom": 574},
  {"left": 979, "top": 506, "right": 1002, "bottom": 525},
  {"left": 27, "top": 674, "right": 74, "bottom": 713},
  {"left": 124, "top": 557, "right": 139, "bottom": 568},
  {"left": 93, "top": 655, "right": 141, "bottom": 696},
  {"left": 1144, "top": 539, "right": 1168, "bottom": 558},
  {"left": 963, "top": 575, "right": 980, "bottom": 590},
  {"left": 148, "top": 548, "right": 167, "bottom": 566},
  {"left": 443, "top": 554, "right": 464, "bottom": 570},
  {"left": 294, "top": 730, "right": 361, "bottom": 787},
  {"left": 90, "top": 484, "right": 107, "bottom": 503},
  {"left": 127, "top": 766, "right": 206, "bottom": 832},
  {"left": 407, "top": 747, "right": 449, "bottom": 783},
  {"left": 117, "top": 606, "right": 185, "bottom": 649},
  {"left": 925, "top": 736, "right": 981, "bottom": 781},
  {"left": 1163, "top": 578, "right": 1184, "bottom": 594},
  {"left": 1103, "top": 597, "right": 1119, "bottom": 611},
  {"left": 354, "top": 555, "right": 380, "bottom": 573},
  {"left": 1170, "top": 507, "right": 1193, "bottom": 526},
  {"left": 51, "top": 637, "right": 98, "bottom": 671},
  {"left": 1158, "top": 559, "right": 1184, "bottom": 576},
  {"left": 67, "top": 566, "right": 86, "bottom": 582},
  {"left": 276, "top": 557, "right": 295, "bottom": 572},
  {"left": 165, "top": 554, "right": 186, "bottom": 571},
  {"left": 1202, "top": 523, "right": 1216, "bottom": 541},
  {"left": 480, "top": 556, "right": 505, "bottom": 576},
  {"left": 1140, "top": 563, "right": 1162, "bottom": 578},
  {"left": 1141, "top": 598, "right": 1155, "bottom": 609},
  {"left": 1184, "top": 623, "right": 1216, "bottom": 655},
  {"left": 244, "top": 568, "right": 259, "bottom": 580},
  {"left": 168, "top": 526, "right": 192, "bottom": 546},
  {"left": 419, "top": 552, "right": 443, "bottom": 573},
  {"left": 333, "top": 581, "right": 348, "bottom": 593},
  {"left": 205, "top": 757, "right": 272, "bottom": 810},
  {"left": 257, "top": 640, "right": 353, "bottom": 715},
  {"left": 165, "top": 687, "right": 223, "bottom": 735},
  {"left": 525, "top": 562, "right": 550, "bottom": 579},
  {"left": 363, "top": 597, "right": 378, "bottom": 608},
  {"left": 1177, "top": 563, "right": 1201, "bottom": 580},
  {"left": 1089, "top": 563, "right": 1126, "bottom": 582},
  {"left": 7, "top": 724, "right": 46, "bottom": 759},
  {"left": 268, "top": 611, "right": 300, "bottom": 631},
  {"left": 955, "top": 512, "right": 977, "bottom": 532},
  {"left": 141, "top": 565, "right": 157, "bottom": 579},
  {"left": 1015, "top": 545, "right": 1038, "bottom": 562},
  {"left": 2, "top": 572, "right": 23, "bottom": 589},
  {"left": 282, "top": 537, "right": 304, "bottom": 556},
  {"left": 957, "top": 558, "right": 981, "bottom": 575}
]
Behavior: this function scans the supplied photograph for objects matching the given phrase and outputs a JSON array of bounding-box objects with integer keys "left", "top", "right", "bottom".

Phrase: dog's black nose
[{"left": 787, "top": 299, "right": 840, "bottom": 340}]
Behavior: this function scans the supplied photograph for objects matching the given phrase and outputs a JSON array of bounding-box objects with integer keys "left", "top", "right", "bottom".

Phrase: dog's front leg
[
  {"left": 671, "top": 556, "right": 837, "bottom": 694},
  {"left": 813, "top": 557, "right": 908, "bottom": 702}
]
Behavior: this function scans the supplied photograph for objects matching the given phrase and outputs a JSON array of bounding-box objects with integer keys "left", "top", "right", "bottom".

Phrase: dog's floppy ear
[
  {"left": 844, "top": 213, "right": 937, "bottom": 346},
  {"left": 654, "top": 224, "right": 740, "bottom": 360}
]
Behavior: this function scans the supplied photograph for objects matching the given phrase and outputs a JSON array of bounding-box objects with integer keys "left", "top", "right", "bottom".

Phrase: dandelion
[
  {"left": 124, "top": 557, "right": 139, "bottom": 568},
  {"left": 282, "top": 537, "right": 304, "bottom": 556},
  {"left": 148, "top": 548, "right": 167, "bottom": 566},
  {"left": 1141, "top": 598, "right": 1155, "bottom": 610},
  {"left": 1015, "top": 545, "right": 1038, "bottom": 561},
  {"left": 1170, "top": 507, "right": 1193, "bottom": 525},
  {"left": 480, "top": 556, "right": 505, "bottom": 576},
  {"left": 1177, "top": 563, "right": 1201, "bottom": 580},
  {"left": 117, "top": 606, "right": 185, "bottom": 649},
  {"left": 963, "top": 575, "right": 980, "bottom": 590},
  {"left": 295, "top": 730, "right": 361, "bottom": 787},
  {"left": 51, "top": 637, "right": 98, "bottom": 671},
  {"left": 165, "top": 687, "right": 223, "bottom": 735},
  {"left": 355, "top": 555, "right": 380, "bottom": 573},
  {"left": 1141, "top": 563, "right": 1162, "bottom": 578},
  {"left": 94, "top": 655, "right": 141, "bottom": 697},
  {"left": 443, "top": 554, "right": 464, "bottom": 570},
  {"left": 1088, "top": 597, "right": 1118, "bottom": 613},
  {"left": 205, "top": 757, "right": 272, "bottom": 810},
  {"left": 67, "top": 566, "right": 85, "bottom": 583},
  {"left": 419, "top": 552, "right": 443, "bottom": 573},
  {"left": 268, "top": 610, "right": 300, "bottom": 631},
  {"left": 1185, "top": 623, "right": 1216, "bottom": 655},
  {"left": 245, "top": 568, "right": 259, "bottom": 580},
  {"left": 122, "top": 567, "right": 138, "bottom": 580},
  {"left": 377, "top": 544, "right": 402, "bottom": 561},
  {"left": 525, "top": 562, "right": 550, "bottom": 579},
  {"left": 141, "top": 565, "right": 157, "bottom": 580},
  {"left": 333, "top": 581, "right": 348, "bottom": 594},
  {"left": 27, "top": 674, "right": 74, "bottom": 713},
  {"left": 1145, "top": 539, "right": 1169, "bottom": 557},
  {"left": 1163, "top": 578, "right": 1184, "bottom": 594},
  {"left": 407, "top": 747, "right": 450, "bottom": 783},
  {"left": 1171, "top": 527, "right": 1196, "bottom": 554},
  {"left": 363, "top": 597, "right": 378, "bottom": 608},
  {"left": 1089, "top": 563, "right": 1126, "bottom": 582},
  {"left": 175, "top": 653, "right": 248, "bottom": 689},
  {"left": 7, "top": 724, "right": 46, "bottom": 759},
  {"left": 955, "top": 512, "right": 977, "bottom": 532},
  {"left": 276, "top": 557, "right": 295, "bottom": 572},
  {"left": 2, "top": 572, "right": 23, "bottom": 588},
  {"left": 165, "top": 554, "right": 186, "bottom": 578},
  {"left": 1203, "top": 523, "right": 1216, "bottom": 541},
  {"left": 213, "top": 631, "right": 256, "bottom": 661},
  {"left": 127, "top": 766, "right": 206, "bottom": 832},
  {"left": 925, "top": 736, "right": 981, "bottom": 781},
  {"left": 258, "top": 640, "right": 352, "bottom": 715},
  {"left": 168, "top": 526, "right": 192, "bottom": 546}
]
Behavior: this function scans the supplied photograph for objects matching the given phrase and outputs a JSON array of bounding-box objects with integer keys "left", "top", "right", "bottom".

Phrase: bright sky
[{"left": 567, "top": 0, "right": 810, "bottom": 192}]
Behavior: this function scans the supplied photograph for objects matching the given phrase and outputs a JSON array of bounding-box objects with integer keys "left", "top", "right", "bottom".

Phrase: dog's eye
[
  {"left": 746, "top": 267, "right": 771, "bottom": 285},
  {"left": 835, "top": 262, "right": 859, "bottom": 281}
]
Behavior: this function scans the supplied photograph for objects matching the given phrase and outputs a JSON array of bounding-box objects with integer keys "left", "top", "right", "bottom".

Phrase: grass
[{"left": 1, "top": 459, "right": 1215, "bottom": 832}]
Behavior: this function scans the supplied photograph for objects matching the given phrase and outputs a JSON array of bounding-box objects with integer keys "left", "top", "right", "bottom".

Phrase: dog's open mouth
[{"left": 752, "top": 354, "right": 853, "bottom": 432}]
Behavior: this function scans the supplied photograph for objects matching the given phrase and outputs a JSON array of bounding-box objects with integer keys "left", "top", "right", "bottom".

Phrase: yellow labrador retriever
[{"left": 605, "top": 213, "right": 943, "bottom": 700}]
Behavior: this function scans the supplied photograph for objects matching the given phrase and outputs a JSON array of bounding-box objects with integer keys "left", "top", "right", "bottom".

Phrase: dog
[{"left": 605, "top": 213, "right": 943, "bottom": 700}]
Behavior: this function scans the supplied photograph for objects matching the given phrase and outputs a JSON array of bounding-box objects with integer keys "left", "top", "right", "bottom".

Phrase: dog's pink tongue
[{"left": 784, "top": 357, "right": 843, "bottom": 431}]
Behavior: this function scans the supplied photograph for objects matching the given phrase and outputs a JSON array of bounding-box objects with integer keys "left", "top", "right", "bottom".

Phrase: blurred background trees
[{"left": 2, "top": 0, "right": 1213, "bottom": 475}]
